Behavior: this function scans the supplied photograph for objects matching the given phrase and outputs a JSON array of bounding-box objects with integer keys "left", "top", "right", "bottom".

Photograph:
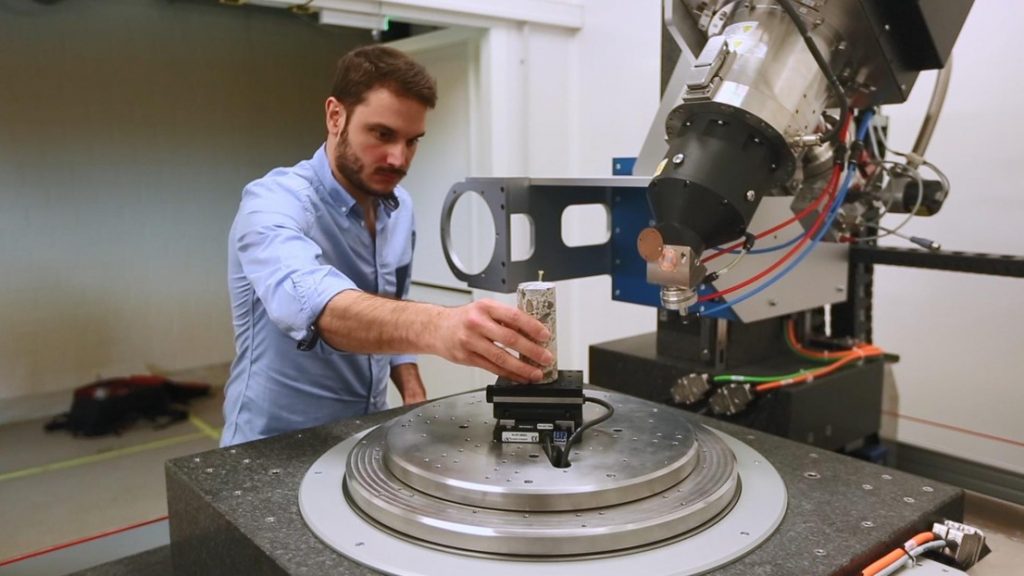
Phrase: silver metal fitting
[
  {"left": 708, "top": 383, "right": 755, "bottom": 416},
  {"left": 671, "top": 373, "right": 711, "bottom": 405},
  {"left": 932, "top": 520, "right": 988, "bottom": 570},
  {"left": 660, "top": 286, "right": 699, "bottom": 313},
  {"left": 789, "top": 134, "right": 824, "bottom": 148}
]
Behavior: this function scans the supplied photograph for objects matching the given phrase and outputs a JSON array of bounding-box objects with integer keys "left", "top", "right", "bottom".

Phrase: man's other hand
[{"left": 437, "top": 299, "right": 553, "bottom": 383}]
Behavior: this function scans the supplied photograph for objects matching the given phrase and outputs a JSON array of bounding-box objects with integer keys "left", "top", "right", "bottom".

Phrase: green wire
[
  {"left": 711, "top": 323, "right": 838, "bottom": 383},
  {"left": 712, "top": 368, "right": 812, "bottom": 383}
]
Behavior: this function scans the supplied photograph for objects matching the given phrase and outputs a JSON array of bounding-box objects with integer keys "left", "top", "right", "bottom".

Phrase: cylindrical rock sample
[{"left": 516, "top": 281, "right": 557, "bottom": 383}]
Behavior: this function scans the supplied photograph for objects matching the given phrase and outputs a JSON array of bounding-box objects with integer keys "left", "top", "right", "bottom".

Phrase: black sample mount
[{"left": 485, "top": 370, "right": 583, "bottom": 445}]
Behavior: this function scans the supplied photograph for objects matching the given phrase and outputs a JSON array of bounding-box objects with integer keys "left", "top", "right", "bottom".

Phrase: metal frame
[{"left": 440, "top": 177, "right": 648, "bottom": 291}]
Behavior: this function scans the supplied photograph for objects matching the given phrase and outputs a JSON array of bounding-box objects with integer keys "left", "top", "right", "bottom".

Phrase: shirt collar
[{"left": 311, "top": 144, "right": 400, "bottom": 218}]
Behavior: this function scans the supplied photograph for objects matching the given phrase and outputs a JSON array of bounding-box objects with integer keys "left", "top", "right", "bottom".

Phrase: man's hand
[
  {"left": 317, "top": 292, "right": 553, "bottom": 383},
  {"left": 390, "top": 363, "right": 427, "bottom": 405},
  {"left": 435, "top": 299, "right": 553, "bottom": 384}
]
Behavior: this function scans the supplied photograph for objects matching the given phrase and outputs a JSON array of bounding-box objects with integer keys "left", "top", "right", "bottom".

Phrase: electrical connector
[
  {"left": 910, "top": 236, "right": 941, "bottom": 251},
  {"left": 708, "top": 383, "right": 754, "bottom": 416},
  {"left": 932, "top": 520, "right": 989, "bottom": 570},
  {"left": 670, "top": 373, "right": 710, "bottom": 405}
]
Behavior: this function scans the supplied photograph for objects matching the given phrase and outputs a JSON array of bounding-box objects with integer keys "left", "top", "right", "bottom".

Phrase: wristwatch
[{"left": 297, "top": 323, "right": 320, "bottom": 351}]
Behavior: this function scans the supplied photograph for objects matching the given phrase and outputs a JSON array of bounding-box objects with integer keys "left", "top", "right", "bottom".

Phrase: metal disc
[
  {"left": 380, "top": 391, "right": 700, "bottom": 511},
  {"left": 347, "top": 423, "right": 737, "bottom": 556},
  {"left": 299, "top": 418, "right": 787, "bottom": 575}
]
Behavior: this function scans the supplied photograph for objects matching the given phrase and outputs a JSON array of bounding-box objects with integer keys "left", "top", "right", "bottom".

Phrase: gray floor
[
  {"left": 0, "top": 364, "right": 227, "bottom": 565},
  {"left": 0, "top": 365, "right": 1021, "bottom": 574}
]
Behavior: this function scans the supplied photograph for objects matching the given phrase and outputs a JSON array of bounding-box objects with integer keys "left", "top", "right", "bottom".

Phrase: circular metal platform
[
  {"left": 379, "top": 392, "right": 700, "bottom": 511},
  {"left": 299, "top": 390, "right": 787, "bottom": 574}
]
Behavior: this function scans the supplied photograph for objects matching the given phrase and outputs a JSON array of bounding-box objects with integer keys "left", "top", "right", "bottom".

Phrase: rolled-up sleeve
[{"left": 233, "top": 179, "right": 358, "bottom": 341}]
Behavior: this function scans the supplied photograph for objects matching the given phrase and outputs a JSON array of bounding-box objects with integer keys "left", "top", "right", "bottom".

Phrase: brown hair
[{"left": 331, "top": 45, "right": 437, "bottom": 111}]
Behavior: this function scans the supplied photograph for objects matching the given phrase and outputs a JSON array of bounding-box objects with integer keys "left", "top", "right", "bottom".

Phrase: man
[{"left": 222, "top": 45, "right": 551, "bottom": 446}]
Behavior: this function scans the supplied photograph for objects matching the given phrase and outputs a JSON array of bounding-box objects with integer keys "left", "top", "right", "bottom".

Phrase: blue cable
[
  {"left": 856, "top": 108, "right": 875, "bottom": 142},
  {"left": 697, "top": 110, "right": 873, "bottom": 317},
  {"left": 707, "top": 109, "right": 875, "bottom": 260},
  {"left": 709, "top": 234, "right": 802, "bottom": 256},
  {"left": 698, "top": 163, "right": 857, "bottom": 316}
]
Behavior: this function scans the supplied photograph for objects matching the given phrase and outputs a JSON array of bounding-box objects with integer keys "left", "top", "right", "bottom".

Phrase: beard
[{"left": 334, "top": 128, "right": 407, "bottom": 198}]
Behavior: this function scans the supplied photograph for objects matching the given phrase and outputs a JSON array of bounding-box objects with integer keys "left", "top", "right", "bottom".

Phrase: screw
[
  {"left": 745, "top": 190, "right": 756, "bottom": 202},
  {"left": 862, "top": 521, "right": 875, "bottom": 528},
  {"left": 672, "top": 153, "right": 685, "bottom": 165}
]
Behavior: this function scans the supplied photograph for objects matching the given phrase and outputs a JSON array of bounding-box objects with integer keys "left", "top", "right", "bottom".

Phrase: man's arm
[
  {"left": 316, "top": 291, "right": 552, "bottom": 383},
  {"left": 390, "top": 362, "right": 427, "bottom": 405}
]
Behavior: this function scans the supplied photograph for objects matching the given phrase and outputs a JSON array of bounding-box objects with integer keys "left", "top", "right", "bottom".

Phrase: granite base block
[{"left": 165, "top": 400, "right": 963, "bottom": 575}]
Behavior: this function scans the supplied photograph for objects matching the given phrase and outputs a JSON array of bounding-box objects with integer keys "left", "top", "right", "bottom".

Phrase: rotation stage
[{"left": 167, "top": 388, "right": 965, "bottom": 575}]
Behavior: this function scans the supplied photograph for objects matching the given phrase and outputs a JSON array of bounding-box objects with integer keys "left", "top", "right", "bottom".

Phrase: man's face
[{"left": 325, "top": 87, "right": 428, "bottom": 200}]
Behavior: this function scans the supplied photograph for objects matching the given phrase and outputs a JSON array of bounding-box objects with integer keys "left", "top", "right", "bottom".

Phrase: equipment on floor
[{"left": 44, "top": 375, "right": 210, "bottom": 437}]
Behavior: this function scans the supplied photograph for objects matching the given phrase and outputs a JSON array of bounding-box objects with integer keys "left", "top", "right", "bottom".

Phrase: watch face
[{"left": 297, "top": 325, "right": 320, "bottom": 351}]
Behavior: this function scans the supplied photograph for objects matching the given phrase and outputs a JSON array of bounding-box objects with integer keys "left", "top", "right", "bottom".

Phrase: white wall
[
  {"left": 875, "top": 4, "right": 1024, "bottom": 473},
  {"left": 391, "top": 3, "right": 662, "bottom": 393},
  {"left": 0, "top": 0, "right": 369, "bottom": 411},
  {"left": 477, "top": 1, "right": 663, "bottom": 377}
]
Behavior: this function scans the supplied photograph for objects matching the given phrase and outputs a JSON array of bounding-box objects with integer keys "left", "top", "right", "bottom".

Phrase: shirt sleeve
[{"left": 232, "top": 177, "right": 358, "bottom": 342}]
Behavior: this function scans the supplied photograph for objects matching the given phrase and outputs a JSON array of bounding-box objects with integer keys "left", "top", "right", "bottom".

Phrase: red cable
[
  {"left": 702, "top": 187, "right": 831, "bottom": 265},
  {"left": 697, "top": 164, "right": 842, "bottom": 302},
  {"left": 0, "top": 515, "right": 168, "bottom": 567},
  {"left": 697, "top": 113, "right": 854, "bottom": 300}
]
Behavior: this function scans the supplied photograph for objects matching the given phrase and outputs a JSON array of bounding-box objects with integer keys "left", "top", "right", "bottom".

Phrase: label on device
[{"left": 502, "top": 431, "right": 540, "bottom": 443}]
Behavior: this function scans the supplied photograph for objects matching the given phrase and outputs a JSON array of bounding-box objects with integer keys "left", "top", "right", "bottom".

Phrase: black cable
[
  {"left": 559, "top": 396, "right": 615, "bottom": 468},
  {"left": 541, "top": 432, "right": 562, "bottom": 467},
  {"left": 776, "top": 0, "right": 850, "bottom": 145}
]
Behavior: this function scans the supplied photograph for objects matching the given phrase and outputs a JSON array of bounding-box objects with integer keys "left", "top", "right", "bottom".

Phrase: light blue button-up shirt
[{"left": 221, "top": 145, "right": 415, "bottom": 446}]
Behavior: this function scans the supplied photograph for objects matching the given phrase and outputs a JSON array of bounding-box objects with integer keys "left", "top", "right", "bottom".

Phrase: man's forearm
[
  {"left": 391, "top": 362, "right": 427, "bottom": 405},
  {"left": 315, "top": 290, "right": 554, "bottom": 384},
  {"left": 317, "top": 290, "right": 441, "bottom": 356}
]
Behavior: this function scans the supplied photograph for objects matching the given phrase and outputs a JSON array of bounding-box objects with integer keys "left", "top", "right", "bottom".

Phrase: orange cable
[
  {"left": 755, "top": 346, "right": 884, "bottom": 392},
  {"left": 861, "top": 532, "right": 935, "bottom": 576}
]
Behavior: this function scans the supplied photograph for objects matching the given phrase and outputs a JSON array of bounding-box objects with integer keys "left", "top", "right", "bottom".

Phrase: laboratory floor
[
  {"left": 0, "top": 367, "right": 1020, "bottom": 575},
  {"left": 0, "top": 364, "right": 228, "bottom": 567}
]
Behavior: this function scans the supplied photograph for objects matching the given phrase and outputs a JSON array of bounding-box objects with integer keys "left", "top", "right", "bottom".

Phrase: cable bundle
[{"left": 712, "top": 320, "right": 885, "bottom": 394}]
